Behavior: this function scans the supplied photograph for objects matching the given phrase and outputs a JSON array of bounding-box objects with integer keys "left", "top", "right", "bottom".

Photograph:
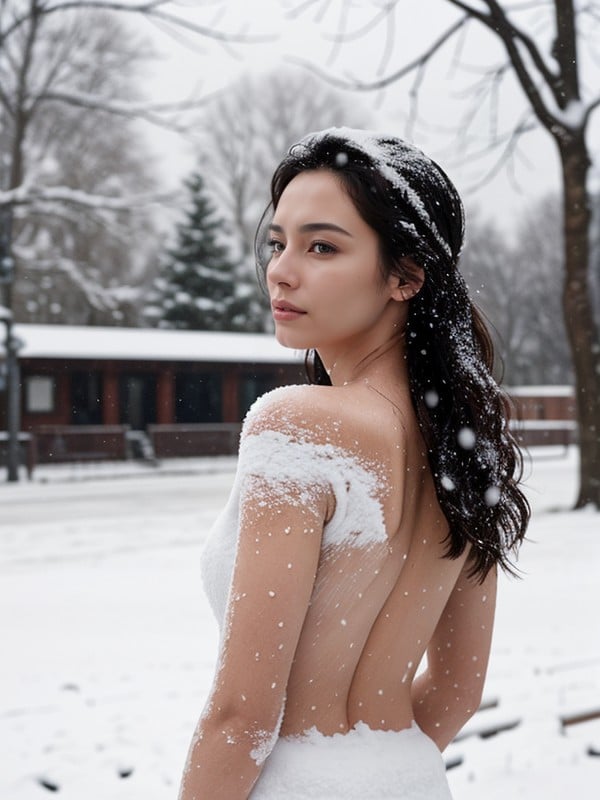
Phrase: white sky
[{"left": 135, "top": 0, "right": 600, "bottom": 234}]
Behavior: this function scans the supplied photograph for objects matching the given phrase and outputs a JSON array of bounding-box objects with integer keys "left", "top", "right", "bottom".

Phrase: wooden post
[
  {"left": 157, "top": 368, "right": 175, "bottom": 424},
  {"left": 57, "top": 373, "right": 70, "bottom": 424},
  {"left": 102, "top": 366, "right": 119, "bottom": 425},
  {"left": 222, "top": 368, "right": 239, "bottom": 423}
]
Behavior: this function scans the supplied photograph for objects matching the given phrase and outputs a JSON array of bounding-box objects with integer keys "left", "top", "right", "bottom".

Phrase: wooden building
[
  {"left": 508, "top": 385, "right": 576, "bottom": 447},
  {"left": 0, "top": 324, "right": 304, "bottom": 462},
  {"left": 0, "top": 324, "right": 577, "bottom": 466}
]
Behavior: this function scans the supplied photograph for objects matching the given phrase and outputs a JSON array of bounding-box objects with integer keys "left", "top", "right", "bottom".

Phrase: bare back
[
  {"left": 275, "top": 383, "right": 470, "bottom": 736},
  {"left": 185, "top": 382, "right": 496, "bottom": 800}
]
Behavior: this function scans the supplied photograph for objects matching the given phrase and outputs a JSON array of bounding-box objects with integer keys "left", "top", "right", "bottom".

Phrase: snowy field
[{"left": 1, "top": 447, "right": 599, "bottom": 799}]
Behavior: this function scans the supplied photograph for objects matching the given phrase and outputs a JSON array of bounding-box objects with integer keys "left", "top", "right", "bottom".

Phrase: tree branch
[
  {"left": 284, "top": 0, "right": 325, "bottom": 20},
  {"left": 322, "top": 0, "right": 397, "bottom": 43},
  {"left": 450, "top": 60, "right": 513, "bottom": 154},
  {"left": 455, "top": 111, "right": 538, "bottom": 192},
  {"left": 553, "top": 0, "right": 580, "bottom": 101},
  {"left": 1, "top": 0, "right": 277, "bottom": 46},
  {"left": 447, "top": 0, "right": 556, "bottom": 88},
  {"left": 583, "top": 93, "right": 600, "bottom": 125},
  {"left": 287, "top": 14, "right": 468, "bottom": 91},
  {"left": 31, "top": 88, "right": 220, "bottom": 131},
  {"left": 446, "top": 0, "right": 563, "bottom": 131},
  {"left": 485, "top": 0, "right": 558, "bottom": 88},
  {"left": 0, "top": 184, "right": 175, "bottom": 210},
  {"left": 0, "top": 83, "right": 15, "bottom": 116}
]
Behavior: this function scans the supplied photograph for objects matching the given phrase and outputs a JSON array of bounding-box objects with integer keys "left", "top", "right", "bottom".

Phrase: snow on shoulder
[
  {"left": 238, "top": 384, "right": 389, "bottom": 550},
  {"left": 242, "top": 384, "right": 330, "bottom": 440}
]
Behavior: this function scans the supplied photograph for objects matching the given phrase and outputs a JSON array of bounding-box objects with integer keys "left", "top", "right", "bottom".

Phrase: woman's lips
[{"left": 271, "top": 301, "right": 307, "bottom": 321}]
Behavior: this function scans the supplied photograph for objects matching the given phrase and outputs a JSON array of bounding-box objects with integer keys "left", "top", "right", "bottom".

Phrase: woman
[{"left": 178, "top": 127, "right": 529, "bottom": 799}]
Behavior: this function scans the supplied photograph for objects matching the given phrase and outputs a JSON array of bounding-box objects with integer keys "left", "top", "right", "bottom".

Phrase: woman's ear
[{"left": 388, "top": 258, "right": 425, "bottom": 302}]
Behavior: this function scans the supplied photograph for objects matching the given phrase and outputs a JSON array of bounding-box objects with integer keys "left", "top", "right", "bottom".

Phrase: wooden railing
[
  {"left": 32, "top": 425, "right": 130, "bottom": 463},
  {"left": 147, "top": 423, "right": 242, "bottom": 458}
]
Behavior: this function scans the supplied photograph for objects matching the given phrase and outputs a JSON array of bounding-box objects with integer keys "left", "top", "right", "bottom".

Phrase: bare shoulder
[
  {"left": 242, "top": 384, "right": 341, "bottom": 440},
  {"left": 243, "top": 383, "right": 407, "bottom": 459}
]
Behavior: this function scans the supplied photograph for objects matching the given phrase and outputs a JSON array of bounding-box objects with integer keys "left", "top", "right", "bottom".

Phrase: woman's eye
[
  {"left": 267, "top": 239, "right": 284, "bottom": 254},
  {"left": 311, "top": 242, "right": 336, "bottom": 255}
]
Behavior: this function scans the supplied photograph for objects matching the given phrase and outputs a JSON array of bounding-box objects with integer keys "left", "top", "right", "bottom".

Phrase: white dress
[{"left": 200, "top": 387, "right": 453, "bottom": 800}]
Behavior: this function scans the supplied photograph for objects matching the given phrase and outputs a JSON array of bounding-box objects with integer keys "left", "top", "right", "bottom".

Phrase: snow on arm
[
  {"left": 179, "top": 389, "right": 334, "bottom": 800},
  {"left": 412, "top": 560, "right": 497, "bottom": 750}
]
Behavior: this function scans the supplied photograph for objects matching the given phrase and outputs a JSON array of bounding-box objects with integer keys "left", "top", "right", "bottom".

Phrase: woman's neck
[{"left": 318, "top": 328, "right": 409, "bottom": 389}]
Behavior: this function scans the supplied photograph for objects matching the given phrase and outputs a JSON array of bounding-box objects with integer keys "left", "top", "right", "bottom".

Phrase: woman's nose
[{"left": 267, "top": 249, "right": 300, "bottom": 288}]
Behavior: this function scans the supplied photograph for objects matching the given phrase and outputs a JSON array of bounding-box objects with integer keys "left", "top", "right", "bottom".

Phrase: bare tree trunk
[
  {"left": 3, "top": 1, "right": 38, "bottom": 308},
  {"left": 559, "top": 133, "right": 600, "bottom": 506}
]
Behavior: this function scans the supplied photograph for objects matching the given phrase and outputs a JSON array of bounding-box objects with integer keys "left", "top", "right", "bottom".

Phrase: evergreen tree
[{"left": 145, "top": 172, "right": 262, "bottom": 331}]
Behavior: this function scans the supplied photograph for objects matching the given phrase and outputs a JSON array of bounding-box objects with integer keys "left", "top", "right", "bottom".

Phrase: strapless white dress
[
  {"left": 200, "top": 387, "right": 454, "bottom": 800},
  {"left": 250, "top": 721, "right": 452, "bottom": 799}
]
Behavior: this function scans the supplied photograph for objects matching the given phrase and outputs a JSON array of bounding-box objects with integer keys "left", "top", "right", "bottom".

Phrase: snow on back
[
  {"left": 238, "top": 429, "right": 388, "bottom": 551},
  {"left": 300, "top": 127, "right": 452, "bottom": 258}
]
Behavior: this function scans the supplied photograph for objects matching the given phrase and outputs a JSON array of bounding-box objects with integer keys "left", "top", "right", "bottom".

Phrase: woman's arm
[
  {"left": 411, "top": 561, "right": 497, "bottom": 751},
  {"left": 179, "top": 426, "right": 331, "bottom": 799}
]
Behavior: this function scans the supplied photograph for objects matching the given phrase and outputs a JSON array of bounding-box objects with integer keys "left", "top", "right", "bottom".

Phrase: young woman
[{"left": 178, "top": 128, "right": 530, "bottom": 799}]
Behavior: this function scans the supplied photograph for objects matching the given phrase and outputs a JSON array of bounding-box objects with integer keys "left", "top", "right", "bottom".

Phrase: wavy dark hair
[{"left": 255, "top": 128, "right": 529, "bottom": 581}]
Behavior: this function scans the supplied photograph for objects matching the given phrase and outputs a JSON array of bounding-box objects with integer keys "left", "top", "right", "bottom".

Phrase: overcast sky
[{"left": 138, "top": 0, "right": 600, "bottom": 233}]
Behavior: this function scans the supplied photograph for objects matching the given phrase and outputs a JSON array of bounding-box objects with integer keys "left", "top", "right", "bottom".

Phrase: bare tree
[
  {"left": 0, "top": 6, "right": 170, "bottom": 324},
  {"left": 461, "top": 213, "right": 538, "bottom": 385},
  {"left": 591, "top": 191, "right": 600, "bottom": 324},
  {"left": 462, "top": 198, "right": 572, "bottom": 386},
  {"left": 0, "top": 0, "right": 276, "bottom": 321},
  {"left": 197, "top": 67, "right": 367, "bottom": 258},
  {"left": 511, "top": 195, "right": 572, "bottom": 385},
  {"left": 289, "top": 0, "right": 600, "bottom": 508}
]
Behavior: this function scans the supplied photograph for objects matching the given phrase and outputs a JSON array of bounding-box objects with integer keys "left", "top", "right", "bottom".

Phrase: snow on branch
[
  {"left": 26, "top": 254, "right": 139, "bottom": 312},
  {"left": 0, "top": 184, "right": 175, "bottom": 211},
  {"left": 445, "top": 0, "right": 585, "bottom": 135}
]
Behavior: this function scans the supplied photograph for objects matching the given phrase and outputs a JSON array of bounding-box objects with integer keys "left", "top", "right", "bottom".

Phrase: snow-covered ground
[{"left": 1, "top": 447, "right": 599, "bottom": 799}]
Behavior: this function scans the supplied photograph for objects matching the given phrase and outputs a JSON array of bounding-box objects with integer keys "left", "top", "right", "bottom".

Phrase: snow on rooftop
[
  {"left": 508, "top": 385, "right": 573, "bottom": 397},
  {"left": 10, "top": 324, "right": 302, "bottom": 365}
]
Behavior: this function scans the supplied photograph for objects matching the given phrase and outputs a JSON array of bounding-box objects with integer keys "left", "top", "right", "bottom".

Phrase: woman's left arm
[
  {"left": 411, "top": 562, "right": 497, "bottom": 751},
  {"left": 179, "top": 443, "right": 330, "bottom": 800}
]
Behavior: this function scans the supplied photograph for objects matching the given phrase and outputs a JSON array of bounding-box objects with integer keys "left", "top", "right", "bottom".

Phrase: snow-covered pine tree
[{"left": 146, "top": 172, "right": 258, "bottom": 331}]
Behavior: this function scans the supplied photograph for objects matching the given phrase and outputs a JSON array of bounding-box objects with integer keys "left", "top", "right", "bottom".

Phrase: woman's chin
[{"left": 274, "top": 328, "right": 314, "bottom": 350}]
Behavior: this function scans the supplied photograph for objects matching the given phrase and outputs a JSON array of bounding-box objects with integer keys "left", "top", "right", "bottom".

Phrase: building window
[
  {"left": 26, "top": 375, "right": 55, "bottom": 413},
  {"left": 175, "top": 372, "right": 222, "bottom": 423},
  {"left": 71, "top": 371, "right": 103, "bottom": 425},
  {"left": 239, "top": 373, "right": 275, "bottom": 418}
]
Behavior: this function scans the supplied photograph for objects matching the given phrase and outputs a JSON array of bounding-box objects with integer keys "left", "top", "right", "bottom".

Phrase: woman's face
[{"left": 266, "top": 169, "right": 402, "bottom": 353}]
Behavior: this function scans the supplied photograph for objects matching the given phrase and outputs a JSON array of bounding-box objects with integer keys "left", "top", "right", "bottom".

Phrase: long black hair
[{"left": 255, "top": 127, "right": 529, "bottom": 581}]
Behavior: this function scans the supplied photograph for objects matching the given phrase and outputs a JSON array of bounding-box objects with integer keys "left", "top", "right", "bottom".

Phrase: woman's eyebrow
[{"left": 269, "top": 222, "right": 353, "bottom": 237}]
